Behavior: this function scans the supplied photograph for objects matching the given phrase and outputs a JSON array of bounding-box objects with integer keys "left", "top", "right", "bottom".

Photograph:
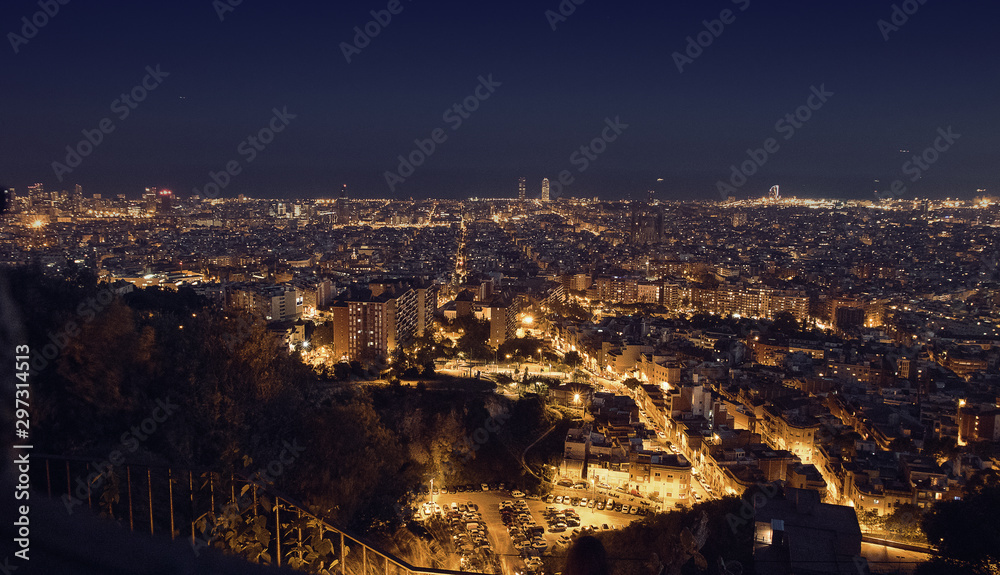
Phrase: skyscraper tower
[
  {"left": 541, "top": 178, "right": 550, "bottom": 202},
  {"left": 518, "top": 177, "right": 526, "bottom": 201},
  {"left": 337, "top": 184, "right": 350, "bottom": 224},
  {"left": 27, "top": 183, "right": 43, "bottom": 207},
  {"left": 157, "top": 189, "right": 173, "bottom": 213}
]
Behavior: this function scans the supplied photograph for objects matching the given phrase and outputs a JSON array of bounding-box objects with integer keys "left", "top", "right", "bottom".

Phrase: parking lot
[{"left": 419, "top": 485, "right": 646, "bottom": 575}]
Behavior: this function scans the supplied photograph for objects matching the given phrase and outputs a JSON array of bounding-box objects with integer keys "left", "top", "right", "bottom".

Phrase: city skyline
[{"left": 2, "top": 2, "right": 998, "bottom": 200}]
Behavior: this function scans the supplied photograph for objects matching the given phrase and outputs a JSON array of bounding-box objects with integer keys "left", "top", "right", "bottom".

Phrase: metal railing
[{"left": 31, "top": 454, "right": 476, "bottom": 575}]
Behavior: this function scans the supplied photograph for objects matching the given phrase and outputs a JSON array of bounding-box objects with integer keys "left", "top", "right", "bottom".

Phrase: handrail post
[
  {"left": 127, "top": 466, "right": 134, "bottom": 531},
  {"left": 168, "top": 468, "right": 175, "bottom": 539},
  {"left": 340, "top": 531, "right": 346, "bottom": 575},
  {"left": 276, "top": 501, "right": 281, "bottom": 568},
  {"left": 147, "top": 467, "right": 154, "bottom": 535}
]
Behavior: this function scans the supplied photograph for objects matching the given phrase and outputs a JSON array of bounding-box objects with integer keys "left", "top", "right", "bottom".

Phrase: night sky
[{"left": 2, "top": 0, "right": 997, "bottom": 201}]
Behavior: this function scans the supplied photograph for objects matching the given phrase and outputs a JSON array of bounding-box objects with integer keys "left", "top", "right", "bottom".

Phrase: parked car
[
  {"left": 588, "top": 499, "right": 597, "bottom": 508},
  {"left": 545, "top": 494, "right": 555, "bottom": 504},
  {"left": 481, "top": 483, "right": 489, "bottom": 491},
  {"left": 549, "top": 522, "right": 567, "bottom": 532},
  {"left": 596, "top": 501, "right": 604, "bottom": 510},
  {"left": 512, "top": 490, "right": 525, "bottom": 498},
  {"left": 554, "top": 495, "right": 563, "bottom": 504},
  {"left": 579, "top": 498, "right": 588, "bottom": 507}
]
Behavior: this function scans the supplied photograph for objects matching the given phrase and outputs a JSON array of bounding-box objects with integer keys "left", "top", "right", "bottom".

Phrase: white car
[
  {"left": 511, "top": 490, "right": 525, "bottom": 498},
  {"left": 481, "top": 483, "right": 489, "bottom": 491}
]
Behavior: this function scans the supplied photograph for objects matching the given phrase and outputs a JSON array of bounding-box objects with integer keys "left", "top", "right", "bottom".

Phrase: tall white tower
[
  {"left": 769, "top": 185, "right": 780, "bottom": 200},
  {"left": 541, "top": 178, "right": 550, "bottom": 201}
]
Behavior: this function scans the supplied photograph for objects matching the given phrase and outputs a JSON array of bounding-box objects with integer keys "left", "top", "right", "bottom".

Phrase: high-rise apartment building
[
  {"left": 331, "top": 282, "right": 433, "bottom": 362},
  {"left": 541, "top": 178, "right": 550, "bottom": 202},
  {"left": 228, "top": 284, "right": 303, "bottom": 322},
  {"left": 486, "top": 297, "right": 521, "bottom": 348},
  {"left": 415, "top": 283, "right": 438, "bottom": 336},
  {"left": 518, "top": 177, "right": 526, "bottom": 201}
]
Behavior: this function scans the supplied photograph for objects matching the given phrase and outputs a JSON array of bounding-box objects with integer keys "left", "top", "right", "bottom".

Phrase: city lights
[{"left": 1, "top": 4, "right": 995, "bottom": 572}]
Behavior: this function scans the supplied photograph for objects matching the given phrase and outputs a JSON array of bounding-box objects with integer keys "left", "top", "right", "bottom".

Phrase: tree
[
  {"left": 769, "top": 311, "right": 801, "bottom": 337},
  {"left": 564, "top": 351, "right": 582, "bottom": 368},
  {"left": 889, "top": 436, "right": 915, "bottom": 453},
  {"left": 498, "top": 336, "right": 545, "bottom": 362},
  {"left": 454, "top": 318, "right": 492, "bottom": 361},
  {"left": 623, "top": 377, "right": 642, "bottom": 390},
  {"left": 883, "top": 504, "right": 925, "bottom": 540},
  {"left": 919, "top": 472, "right": 1000, "bottom": 573},
  {"left": 569, "top": 498, "right": 751, "bottom": 575}
]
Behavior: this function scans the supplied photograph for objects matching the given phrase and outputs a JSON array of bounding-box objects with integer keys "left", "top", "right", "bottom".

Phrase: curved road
[{"left": 520, "top": 421, "right": 560, "bottom": 480}]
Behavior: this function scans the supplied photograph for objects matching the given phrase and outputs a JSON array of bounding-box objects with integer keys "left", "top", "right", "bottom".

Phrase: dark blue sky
[{"left": 2, "top": 0, "right": 997, "bottom": 200}]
